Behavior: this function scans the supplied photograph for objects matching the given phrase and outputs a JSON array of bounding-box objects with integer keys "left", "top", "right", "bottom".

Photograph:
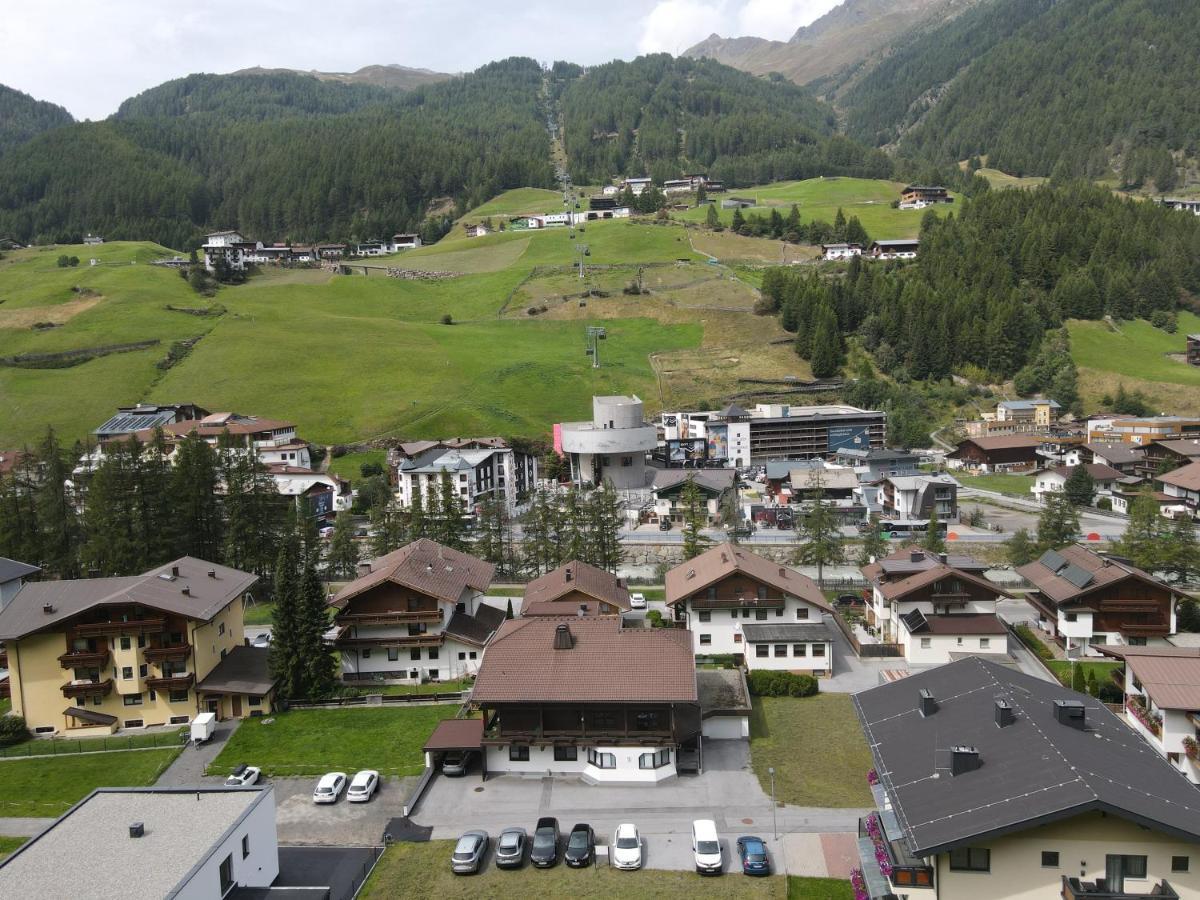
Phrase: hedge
[
  {"left": 1014, "top": 624, "right": 1055, "bottom": 661},
  {"left": 747, "top": 670, "right": 819, "bottom": 697}
]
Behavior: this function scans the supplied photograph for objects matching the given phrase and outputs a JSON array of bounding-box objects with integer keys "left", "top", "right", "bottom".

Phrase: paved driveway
[
  {"left": 273, "top": 775, "right": 418, "bottom": 845},
  {"left": 155, "top": 718, "right": 240, "bottom": 786},
  {"left": 821, "top": 614, "right": 903, "bottom": 693}
]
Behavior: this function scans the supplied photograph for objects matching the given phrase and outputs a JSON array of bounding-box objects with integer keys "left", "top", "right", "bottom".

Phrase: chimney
[
  {"left": 565, "top": 567, "right": 573, "bottom": 583},
  {"left": 356, "top": 561, "right": 372, "bottom": 577},
  {"left": 577, "top": 603, "right": 588, "bottom": 618},
  {"left": 995, "top": 700, "right": 1015, "bottom": 728},
  {"left": 938, "top": 553, "right": 948, "bottom": 564},
  {"left": 1053, "top": 699, "right": 1086, "bottom": 730},
  {"left": 129, "top": 822, "right": 145, "bottom": 839},
  {"left": 553, "top": 623, "right": 574, "bottom": 650},
  {"left": 171, "top": 565, "right": 180, "bottom": 578},
  {"left": 918, "top": 688, "right": 937, "bottom": 717},
  {"left": 181, "top": 586, "right": 191, "bottom": 596},
  {"left": 910, "top": 550, "right": 923, "bottom": 563},
  {"left": 207, "top": 569, "right": 216, "bottom": 578},
  {"left": 426, "top": 563, "right": 433, "bottom": 573},
  {"left": 950, "top": 746, "right": 981, "bottom": 776},
  {"left": 43, "top": 603, "right": 55, "bottom": 615}
]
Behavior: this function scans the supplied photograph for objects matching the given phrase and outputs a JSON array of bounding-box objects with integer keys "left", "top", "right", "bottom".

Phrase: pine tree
[
  {"left": 268, "top": 522, "right": 303, "bottom": 700},
  {"left": 220, "top": 435, "right": 283, "bottom": 578},
  {"left": 297, "top": 553, "right": 337, "bottom": 698},
  {"left": 0, "top": 459, "right": 41, "bottom": 566},
  {"left": 521, "top": 490, "right": 555, "bottom": 576},
  {"left": 1163, "top": 514, "right": 1200, "bottom": 584},
  {"left": 35, "top": 428, "right": 81, "bottom": 578},
  {"left": 406, "top": 484, "right": 428, "bottom": 540},
  {"left": 808, "top": 303, "right": 843, "bottom": 378},
  {"left": 731, "top": 207, "right": 745, "bottom": 233},
  {"left": 791, "top": 474, "right": 843, "bottom": 587},
  {"left": 1118, "top": 494, "right": 1164, "bottom": 572},
  {"left": 922, "top": 504, "right": 945, "bottom": 554},
  {"left": 505, "top": 598, "right": 514, "bottom": 620},
  {"left": 369, "top": 497, "right": 406, "bottom": 558},
  {"left": 833, "top": 207, "right": 848, "bottom": 241},
  {"left": 1071, "top": 662, "right": 1086, "bottom": 693},
  {"left": 856, "top": 515, "right": 889, "bottom": 567},
  {"left": 586, "top": 480, "right": 624, "bottom": 572},
  {"left": 434, "top": 470, "right": 466, "bottom": 550},
  {"left": 679, "top": 475, "right": 711, "bottom": 561},
  {"left": 1036, "top": 493, "right": 1080, "bottom": 552},
  {"left": 137, "top": 428, "right": 176, "bottom": 566},
  {"left": 558, "top": 487, "right": 588, "bottom": 566},
  {"left": 1005, "top": 527, "right": 1036, "bottom": 566},
  {"left": 705, "top": 204, "right": 719, "bottom": 228},
  {"left": 171, "top": 433, "right": 223, "bottom": 561},
  {"left": 1062, "top": 465, "right": 1095, "bottom": 508},
  {"left": 80, "top": 438, "right": 140, "bottom": 575},
  {"left": 325, "top": 513, "right": 359, "bottom": 580}
]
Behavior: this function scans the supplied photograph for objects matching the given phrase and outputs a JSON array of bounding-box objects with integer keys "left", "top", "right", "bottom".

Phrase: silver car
[
  {"left": 451, "top": 830, "right": 489, "bottom": 874},
  {"left": 495, "top": 827, "right": 527, "bottom": 869}
]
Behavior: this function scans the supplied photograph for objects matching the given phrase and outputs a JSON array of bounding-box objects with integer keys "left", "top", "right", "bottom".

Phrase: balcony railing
[
  {"left": 144, "top": 672, "right": 195, "bottom": 690},
  {"left": 335, "top": 610, "right": 444, "bottom": 626},
  {"left": 75, "top": 616, "right": 166, "bottom": 637},
  {"left": 333, "top": 631, "right": 443, "bottom": 649},
  {"left": 57, "top": 649, "right": 111, "bottom": 669},
  {"left": 858, "top": 815, "right": 933, "bottom": 891},
  {"left": 1061, "top": 877, "right": 1177, "bottom": 899},
  {"left": 61, "top": 678, "right": 113, "bottom": 698},
  {"left": 483, "top": 725, "right": 673, "bottom": 744},
  {"left": 143, "top": 644, "right": 191, "bottom": 663}
]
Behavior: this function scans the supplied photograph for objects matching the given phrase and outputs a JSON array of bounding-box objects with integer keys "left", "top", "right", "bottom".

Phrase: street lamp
[{"left": 768, "top": 766, "right": 778, "bottom": 839}]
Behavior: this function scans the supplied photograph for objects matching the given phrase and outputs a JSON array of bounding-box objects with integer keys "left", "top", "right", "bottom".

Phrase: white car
[
  {"left": 224, "top": 764, "right": 261, "bottom": 787},
  {"left": 312, "top": 772, "right": 347, "bottom": 804},
  {"left": 629, "top": 593, "right": 647, "bottom": 610},
  {"left": 692, "top": 819, "right": 723, "bottom": 875},
  {"left": 612, "top": 823, "right": 643, "bottom": 870},
  {"left": 347, "top": 769, "right": 379, "bottom": 802}
]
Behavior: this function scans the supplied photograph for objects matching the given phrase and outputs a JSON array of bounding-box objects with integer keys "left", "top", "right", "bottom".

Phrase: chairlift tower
[
  {"left": 585, "top": 326, "right": 607, "bottom": 369},
  {"left": 576, "top": 243, "right": 590, "bottom": 280}
]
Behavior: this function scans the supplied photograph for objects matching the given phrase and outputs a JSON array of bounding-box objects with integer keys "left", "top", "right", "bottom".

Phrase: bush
[
  {"left": 0, "top": 715, "right": 30, "bottom": 747},
  {"left": 747, "top": 670, "right": 819, "bottom": 698},
  {"left": 440, "top": 313, "right": 453, "bottom": 325},
  {"left": 360, "top": 461, "right": 384, "bottom": 478},
  {"left": 645, "top": 610, "right": 663, "bottom": 628},
  {"left": 1015, "top": 624, "right": 1055, "bottom": 661},
  {"left": 1097, "top": 682, "right": 1123, "bottom": 704}
]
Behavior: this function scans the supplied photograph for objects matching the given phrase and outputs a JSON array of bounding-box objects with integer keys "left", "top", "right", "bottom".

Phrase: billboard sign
[
  {"left": 655, "top": 438, "right": 707, "bottom": 466},
  {"left": 706, "top": 424, "right": 728, "bottom": 461},
  {"left": 827, "top": 424, "right": 870, "bottom": 453}
]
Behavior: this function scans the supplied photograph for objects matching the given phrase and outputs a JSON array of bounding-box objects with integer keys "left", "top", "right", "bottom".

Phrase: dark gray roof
[
  {"left": 740, "top": 623, "right": 834, "bottom": 643},
  {"left": 195, "top": 646, "right": 275, "bottom": 695},
  {"left": 854, "top": 657, "right": 1200, "bottom": 857},
  {"left": 0, "top": 557, "right": 39, "bottom": 585},
  {"left": 651, "top": 468, "right": 735, "bottom": 495},
  {"left": 444, "top": 604, "right": 506, "bottom": 647}
]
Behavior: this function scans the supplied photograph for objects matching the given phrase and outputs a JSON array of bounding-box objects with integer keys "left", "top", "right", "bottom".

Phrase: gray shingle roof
[
  {"left": 854, "top": 657, "right": 1200, "bottom": 857},
  {"left": 740, "top": 623, "right": 834, "bottom": 643},
  {"left": 0, "top": 557, "right": 39, "bottom": 585},
  {"left": 195, "top": 645, "right": 275, "bottom": 695}
]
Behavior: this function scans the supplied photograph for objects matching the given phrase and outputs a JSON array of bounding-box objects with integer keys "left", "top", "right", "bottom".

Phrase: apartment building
[
  {"left": 879, "top": 473, "right": 959, "bottom": 524},
  {"left": 393, "top": 439, "right": 537, "bottom": 513},
  {"left": 1088, "top": 415, "right": 1200, "bottom": 445},
  {"left": 0, "top": 558, "right": 256, "bottom": 734}
]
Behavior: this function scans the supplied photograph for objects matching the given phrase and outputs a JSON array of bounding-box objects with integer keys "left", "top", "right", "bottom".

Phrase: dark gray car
[
  {"left": 530, "top": 816, "right": 560, "bottom": 867},
  {"left": 495, "top": 827, "right": 527, "bottom": 869},
  {"left": 451, "top": 830, "right": 489, "bottom": 875}
]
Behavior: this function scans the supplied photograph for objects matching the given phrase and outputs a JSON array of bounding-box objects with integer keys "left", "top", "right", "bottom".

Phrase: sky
[{"left": 0, "top": 0, "right": 841, "bottom": 120}]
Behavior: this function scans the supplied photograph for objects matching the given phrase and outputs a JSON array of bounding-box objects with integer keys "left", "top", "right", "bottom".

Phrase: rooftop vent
[
  {"left": 171, "top": 565, "right": 180, "bottom": 578},
  {"left": 565, "top": 568, "right": 573, "bottom": 583},
  {"left": 918, "top": 688, "right": 937, "bottom": 717},
  {"left": 426, "top": 564, "right": 434, "bottom": 573},
  {"left": 207, "top": 570, "right": 216, "bottom": 578},
  {"left": 181, "top": 586, "right": 190, "bottom": 596},
  {"left": 1053, "top": 699, "right": 1086, "bottom": 730},
  {"left": 995, "top": 700, "right": 1015, "bottom": 728},
  {"left": 938, "top": 553, "right": 948, "bottom": 564},
  {"left": 950, "top": 746, "right": 981, "bottom": 776},
  {"left": 910, "top": 550, "right": 923, "bottom": 563},
  {"left": 43, "top": 603, "right": 55, "bottom": 615},
  {"left": 577, "top": 603, "right": 588, "bottom": 618},
  {"left": 129, "top": 822, "right": 145, "bottom": 839},
  {"left": 553, "top": 623, "right": 574, "bottom": 650}
]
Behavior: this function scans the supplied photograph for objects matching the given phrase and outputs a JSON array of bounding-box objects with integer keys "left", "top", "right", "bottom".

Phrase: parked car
[
  {"left": 442, "top": 750, "right": 475, "bottom": 777},
  {"left": 737, "top": 835, "right": 771, "bottom": 876},
  {"left": 224, "top": 764, "right": 260, "bottom": 787},
  {"left": 530, "top": 817, "right": 560, "bottom": 867},
  {"left": 318, "top": 525, "right": 335, "bottom": 539},
  {"left": 252, "top": 632, "right": 271, "bottom": 648},
  {"left": 451, "top": 830, "right": 489, "bottom": 875},
  {"left": 658, "top": 519, "right": 672, "bottom": 531},
  {"left": 629, "top": 593, "right": 647, "bottom": 610},
  {"left": 495, "top": 827, "right": 527, "bottom": 869},
  {"left": 564, "top": 823, "right": 595, "bottom": 868},
  {"left": 611, "top": 823, "right": 643, "bottom": 870},
  {"left": 835, "top": 593, "right": 863, "bottom": 608},
  {"left": 692, "top": 819, "right": 723, "bottom": 875},
  {"left": 347, "top": 769, "right": 379, "bottom": 802},
  {"left": 312, "top": 772, "right": 347, "bottom": 804}
]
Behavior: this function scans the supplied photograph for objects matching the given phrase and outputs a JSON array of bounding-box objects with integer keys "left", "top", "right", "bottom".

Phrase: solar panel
[
  {"left": 1039, "top": 549, "right": 1067, "bottom": 573},
  {"left": 901, "top": 609, "right": 928, "bottom": 633},
  {"left": 1060, "top": 564, "right": 1094, "bottom": 589}
]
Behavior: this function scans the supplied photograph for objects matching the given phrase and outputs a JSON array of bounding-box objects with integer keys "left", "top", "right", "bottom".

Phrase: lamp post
[{"left": 768, "top": 766, "right": 778, "bottom": 840}]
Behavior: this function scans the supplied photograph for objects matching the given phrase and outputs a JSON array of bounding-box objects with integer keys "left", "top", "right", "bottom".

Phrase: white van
[{"left": 691, "top": 819, "right": 723, "bottom": 875}]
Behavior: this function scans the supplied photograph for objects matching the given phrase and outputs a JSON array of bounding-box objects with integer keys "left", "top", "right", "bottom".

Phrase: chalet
[
  {"left": 466, "top": 223, "right": 490, "bottom": 238},
  {"left": 822, "top": 242, "right": 862, "bottom": 260},
  {"left": 392, "top": 233, "right": 421, "bottom": 249},
  {"left": 329, "top": 539, "right": 503, "bottom": 685},
  {"left": 201, "top": 230, "right": 251, "bottom": 272},
  {"left": 470, "top": 617, "right": 701, "bottom": 782},
  {"left": 621, "top": 176, "right": 652, "bottom": 195},
  {"left": 316, "top": 244, "right": 346, "bottom": 259},
  {"left": 265, "top": 465, "right": 351, "bottom": 517},
  {"left": 244, "top": 244, "right": 291, "bottom": 264},
  {"left": 601, "top": 184, "right": 619, "bottom": 196},
  {"left": 868, "top": 238, "right": 918, "bottom": 259},
  {"left": 588, "top": 195, "right": 619, "bottom": 210},
  {"left": 946, "top": 435, "right": 1043, "bottom": 472},
  {"left": 662, "top": 179, "right": 694, "bottom": 194},
  {"left": 898, "top": 185, "right": 953, "bottom": 209},
  {"left": 521, "top": 561, "right": 631, "bottom": 617},
  {"left": 1018, "top": 545, "right": 1182, "bottom": 657},
  {"left": 1139, "top": 438, "right": 1200, "bottom": 478},
  {"left": 1030, "top": 463, "right": 1123, "bottom": 505},
  {"left": 1073, "top": 441, "right": 1144, "bottom": 474},
  {"left": 666, "top": 544, "right": 833, "bottom": 674},
  {"left": 104, "top": 412, "right": 312, "bottom": 471},
  {"left": 1162, "top": 197, "right": 1200, "bottom": 216},
  {"left": 1157, "top": 461, "right": 1200, "bottom": 518},
  {"left": 879, "top": 473, "right": 958, "bottom": 524},
  {"left": 1187, "top": 333, "right": 1200, "bottom": 366},
  {"left": 854, "top": 657, "right": 1200, "bottom": 900},
  {"left": 650, "top": 468, "right": 735, "bottom": 526}
]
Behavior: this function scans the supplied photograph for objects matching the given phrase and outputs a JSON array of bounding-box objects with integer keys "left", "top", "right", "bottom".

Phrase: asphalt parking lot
[{"left": 271, "top": 775, "right": 417, "bottom": 845}]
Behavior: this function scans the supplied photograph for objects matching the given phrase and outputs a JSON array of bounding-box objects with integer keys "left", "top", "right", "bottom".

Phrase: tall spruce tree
[
  {"left": 325, "top": 513, "right": 360, "bottom": 580},
  {"left": 791, "top": 475, "right": 844, "bottom": 587},
  {"left": 1005, "top": 527, "right": 1036, "bottom": 566},
  {"left": 0, "top": 458, "right": 41, "bottom": 567},
  {"left": 297, "top": 553, "right": 337, "bottom": 698},
  {"left": 1118, "top": 494, "right": 1164, "bottom": 573},
  {"left": 680, "top": 475, "right": 711, "bottom": 561},
  {"left": 137, "top": 429, "right": 175, "bottom": 566},
  {"left": 922, "top": 505, "right": 946, "bottom": 554},
  {"left": 80, "top": 438, "right": 140, "bottom": 575},
  {"left": 1036, "top": 492, "right": 1080, "bottom": 552},
  {"left": 857, "top": 515, "right": 889, "bottom": 567},
  {"left": 369, "top": 497, "right": 407, "bottom": 558},
  {"left": 35, "top": 428, "right": 80, "bottom": 578},
  {"left": 1164, "top": 514, "right": 1200, "bottom": 584},
  {"left": 1062, "top": 465, "right": 1095, "bottom": 507},
  {"left": 220, "top": 435, "right": 283, "bottom": 578},
  {"left": 587, "top": 480, "right": 624, "bottom": 572},
  {"left": 172, "top": 433, "right": 223, "bottom": 561},
  {"left": 808, "top": 303, "right": 843, "bottom": 379},
  {"left": 268, "top": 521, "right": 304, "bottom": 700}
]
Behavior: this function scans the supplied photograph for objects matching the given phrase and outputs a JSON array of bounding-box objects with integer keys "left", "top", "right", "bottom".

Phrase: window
[
  {"left": 621, "top": 456, "right": 633, "bottom": 467},
  {"left": 956, "top": 637, "right": 963, "bottom": 646},
  {"left": 219, "top": 854, "right": 234, "bottom": 894},
  {"left": 588, "top": 749, "right": 616, "bottom": 769},
  {"left": 242, "top": 834, "right": 251, "bottom": 859},
  {"left": 795, "top": 607, "right": 809, "bottom": 620},
  {"left": 469, "top": 651, "right": 477, "bottom": 660},
  {"left": 756, "top": 644, "right": 769, "bottom": 658},
  {"left": 774, "top": 644, "right": 787, "bottom": 658},
  {"left": 123, "top": 693, "right": 143, "bottom": 706},
  {"left": 1172, "top": 856, "right": 1189, "bottom": 873},
  {"left": 1042, "top": 851, "right": 1059, "bottom": 868},
  {"left": 410, "top": 649, "right": 421, "bottom": 661},
  {"left": 220, "top": 648, "right": 227, "bottom": 659},
  {"left": 698, "top": 610, "right": 711, "bottom": 623},
  {"left": 639, "top": 749, "right": 670, "bottom": 769},
  {"left": 123, "top": 719, "right": 143, "bottom": 729},
  {"left": 554, "top": 746, "right": 578, "bottom": 761},
  {"left": 634, "top": 710, "right": 663, "bottom": 731},
  {"left": 34, "top": 725, "right": 55, "bottom": 734},
  {"left": 812, "top": 643, "right": 826, "bottom": 657},
  {"left": 458, "top": 652, "right": 466, "bottom": 661},
  {"left": 980, "top": 638, "right": 990, "bottom": 649},
  {"left": 1065, "top": 613, "right": 1078, "bottom": 622},
  {"left": 794, "top": 644, "right": 807, "bottom": 657},
  {"left": 218, "top": 622, "right": 226, "bottom": 636},
  {"left": 169, "top": 689, "right": 189, "bottom": 703},
  {"left": 755, "top": 609, "right": 767, "bottom": 621},
  {"left": 248, "top": 696, "right": 261, "bottom": 707},
  {"left": 729, "top": 610, "right": 738, "bottom": 620},
  {"left": 429, "top": 669, "right": 440, "bottom": 681},
  {"left": 509, "top": 745, "right": 530, "bottom": 762},
  {"left": 122, "top": 666, "right": 133, "bottom": 680},
  {"left": 362, "top": 648, "right": 371, "bottom": 659},
  {"left": 920, "top": 638, "right": 932, "bottom": 649},
  {"left": 757, "top": 586, "right": 767, "bottom": 600},
  {"left": 388, "top": 648, "right": 399, "bottom": 662},
  {"left": 949, "top": 847, "right": 990, "bottom": 872},
  {"left": 139, "top": 664, "right": 148, "bottom": 678},
  {"left": 707, "top": 587, "right": 717, "bottom": 601},
  {"left": 120, "top": 637, "right": 131, "bottom": 651},
  {"left": 1108, "top": 855, "right": 1147, "bottom": 879},
  {"left": 733, "top": 633, "right": 742, "bottom": 644},
  {"left": 591, "top": 710, "right": 618, "bottom": 729},
  {"left": 699, "top": 634, "right": 712, "bottom": 646},
  {"left": 148, "top": 690, "right": 156, "bottom": 702},
  {"left": 775, "top": 607, "right": 783, "bottom": 617},
  {"left": 137, "top": 635, "right": 146, "bottom": 649},
  {"left": 169, "top": 715, "right": 189, "bottom": 725},
  {"left": 428, "top": 648, "right": 438, "bottom": 660}
]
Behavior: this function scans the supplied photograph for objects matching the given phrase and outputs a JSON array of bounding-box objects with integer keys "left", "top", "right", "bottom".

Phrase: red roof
[
  {"left": 665, "top": 543, "right": 829, "bottom": 610},
  {"left": 523, "top": 560, "right": 631, "bottom": 611},
  {"left": 331, "top": 539, "right": 494, "bottom": 609}
]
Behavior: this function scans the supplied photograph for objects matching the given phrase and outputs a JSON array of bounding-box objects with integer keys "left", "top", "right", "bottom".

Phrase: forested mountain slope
[
  {"left": 559, "top": 55, "right": 890, "bottom": 187},
  {"left": 0, "top": 60, "right": 553, "bottom": 248},
  {"left": 0, "top": 84, "right": 74, "bottom": 158},
  {"left": 232, "top": 64, "right": 452, "bottom": 91}
]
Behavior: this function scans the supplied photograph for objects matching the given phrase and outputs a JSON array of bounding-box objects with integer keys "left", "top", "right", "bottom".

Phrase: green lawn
[
  {"left": 0, "top": 748, "right": 179, "bottom": 817},
  {"left": 750, "top": 694, "right": 874, "bottom": 808},
  {"left": 1045, "top": 660, "right": 1122, "bottom": 688},
  {"left": 788, "top": 876, "right": 855, "bottom": 900},
  {"left": 0, "top": 698, "right": 10, "bottom": 715},
  {"left": 975, "top": 168, "right": 1047, "bottom": 190},
  {"left": 957, "top": 473, "right": 1036, "bottom": 497},
  {"left": 0, "top": 727, "right": 184, "bottom": 758},
  {"left": 461, "top": 187, "right": 566, "bottom": 221},
  {"left": 208, "top": 706, "right": 460, "bottom": 777},
  {"left": 243, "top": 602, "right": 276, "bottom": 627},
  {"left": 360, "top": 840, "right": 789, "bottom": 898},
  {"left": 342, "top": 678, "right": 473, "bottom": 697},
  {"left": 1069, "top": 313, "right": 1200, "bottom": 386},
  {"left": 328, "top": 450, "right": 388, "bottom": 484},
  {"left": 0, "top": 837, "right": 26, "bottom": 861}
]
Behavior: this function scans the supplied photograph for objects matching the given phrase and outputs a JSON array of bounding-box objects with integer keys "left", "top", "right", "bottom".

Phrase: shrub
[
  {"left": 1097, "top": 682, "right": 1123, "bottom": 704},
  {"left": 360, "top": 461, "right": 384, "bottom": 478},
  {"left": 0, "top": 715, "right": 30, "bottom": 747},
  {"left": 1015, "top": 624, "right": 1055, "bottom": 661},
  {"left": 440, "top": 313, "right": 453, "bottom": 325},
  {"left": 747, "top": 670, "right": 819, "bottom": 697},
  {"left": 645, "top": 609, "right": 663, "bottom": 628}
]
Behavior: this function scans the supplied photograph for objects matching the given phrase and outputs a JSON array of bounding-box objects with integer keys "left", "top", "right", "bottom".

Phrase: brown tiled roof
[
  {"left": 861, "top": 546, "right": 986, "bottom": 583},
  {"left": 1158, "top": 461, "right": 1200, "bottom": 492},
  {"left": 952, "top": 435, "right": 1045, "bottom": 451},
  {"left": 523, "top": 600, "right": 613, "bottom": 617},
  {"left": 195, "top": 646, "right": 275, "bottom": 695},
  {"left": 1151, "top": 439, "right": 1200, "bottom": 458},
  {"left": 0, "top": 557, "right": 256, "bottom": 641},
  {"left": 877, "top": 564, "right": 1012, "bottom": 603},
  {"left": 665, "top": 543, "right": 830, "bottom": 610},
  {"left": 1016, "top": 544, "right": 1174, "bottom": 606},
  {"left": 902, "top": 613, "right": 1008, "bottom": 635},
  {"left": 423, "top": 718, "right": 484, "bottom": 752},
  {"left": 331, "top": 539, "right": 494, "bottom": 609},
  {"left": 1122, "top": 654, "right": 1200, "bottom": 711},
  {"left": 470, "top": 618, "right": 697, "bottom": 704},
  {"left": 443, "top": 604, "right": 506, "bottom": 647},
  {"left": 1085, "top": 443, "right": 1144, "bottom": 465},
  {"left": 523, "top": 560, "right": 631, "bottom": 611},
  {"left": 1049, "top": 463, "right": 1123, "bottom": 482},
  {"left": 650, "top": 468, "right": 736, "bottom": 494}
]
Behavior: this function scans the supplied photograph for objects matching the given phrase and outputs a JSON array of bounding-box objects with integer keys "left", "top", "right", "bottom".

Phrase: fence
[
  {"left": 830, "top": 606, "right": 902, "bottom": 658},
  {"left": 346, "top": 846, "right": 385, "bottom": 897},
  {"left": 285, "top": 692, "right": 466, "bottom": 710},
  {"left": 0, "top": 728, "right": 186, "bottom": 758}
]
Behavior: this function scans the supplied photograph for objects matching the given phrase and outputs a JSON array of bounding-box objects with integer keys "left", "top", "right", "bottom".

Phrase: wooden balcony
[
  {"left": 75, "top": 616, "right": 166, "bottom": 637},
  {"left": 61, "top": 678, "right": 113, "bottom": 698},
  {"left": 333, "top": 630, "right": 444, "bottom": 650},
  {"left": 143, "top": 644, "right": 191, "bottom": 663},
  {"left": 144, "top": 672, "right": 195, "bottom": 690},
  {"left": 58, "top": 648, "right": 111, "bottom": 669},
  {"left": 335, "top": 609, "right": 444, "bottom": 627}
]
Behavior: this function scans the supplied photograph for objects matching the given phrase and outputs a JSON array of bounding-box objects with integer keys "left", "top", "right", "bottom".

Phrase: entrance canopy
[
  {"left": 423, "top": 718, "right": 484, "bottom": 753},
  {"left": 63, "top": 706, "right": 117, "bottom": 726}
]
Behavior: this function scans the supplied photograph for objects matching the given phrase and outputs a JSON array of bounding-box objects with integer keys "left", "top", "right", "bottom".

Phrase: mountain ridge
[{"left": 231, "top": 63, "right": 453, "bottom": 91}]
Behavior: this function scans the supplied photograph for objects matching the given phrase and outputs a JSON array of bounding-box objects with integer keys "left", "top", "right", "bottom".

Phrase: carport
[{"left": 422, "top": 718, "right": 486, "bottom": 779}]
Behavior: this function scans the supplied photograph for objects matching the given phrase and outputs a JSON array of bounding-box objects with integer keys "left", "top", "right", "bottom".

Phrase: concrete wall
[
  {"left": 745, "top": 641, "right": 832, "bottom": 674},
  {"left": 899, "top": 630, "right": 1006, "bottom": 665},
  {"left": 685, "top": 597, "right": 825, "bottom": 656},
  {"left": 485, "top": 743, "right": 677, "bottom": 783},
  {"left": 173, "top": 789, "right": 279, "bottom": 899}
]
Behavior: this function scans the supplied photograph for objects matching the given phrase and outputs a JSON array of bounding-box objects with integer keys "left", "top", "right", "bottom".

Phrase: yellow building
[
  {"left": 0, "top": 557, "right": 269, "bottom": 735},
  {"left": 854, "top": 657, "right": 1200, "bottom": 899}
]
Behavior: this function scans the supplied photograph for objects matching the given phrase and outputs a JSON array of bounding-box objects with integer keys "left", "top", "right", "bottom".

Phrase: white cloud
[
  {"left": 637, "top": 0, "right": 730, "bottom": 55},
  {"left": 736, "top": 0, "right": 842, "bottom": 39}
]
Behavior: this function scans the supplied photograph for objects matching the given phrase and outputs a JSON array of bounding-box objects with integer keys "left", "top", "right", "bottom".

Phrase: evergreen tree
[
  {"left": 171, "top": 433, "right": 223, "bottom": 561},
  {"left": 324, "top": 513, "right": 359, "bottom": 580},
  {"left": 922, "top": 504, "right": 945, "bottom": 554},
  {"left": 268, "top": 521, "right": 303, "bottom": 700},
  {"left": 791, "top": 476, "right": 844, "bottom": 587},
  {"left": 1036, "top": 493, "right": 1080, "bottom": 552},
  {"left": 0, "top": 459, "right": 41, "bottom": 566},
  {"left": 1071, "top": 662, "right": 1086, "bottom": 693},
  {"left": 856, "top": 515, "right": 889, "bottom": 567},
  {"left": 137, "top": 428, "right": 176, "bottom": 566},
  {"left": 679, "top": 475, "right": 711, "bottom": 561},
  {"left": 586, "top": 480, "right": 624, "bottom": 572},
  {"left": 406, "top": 484, "right": 428, "bottom": 540},
  {"left": 705, "top": 203, "right": 719, "bottom": 228},
  {"left": 505, "top": 597, "right": 514, "bottom": 620},
  {"left": 1062, "top": 465, "right": 1095, "bottom": 508},
  {"left": 1118, "top": 494, "right": 1164, "bottom": 572},
  {"left": 35, "top": 428, "right": 80, "bottom": 578},
  {"left": 1163, "top": 514, "right": 1200, "bottom": 584},
  {"left": 557, "top": 487, "right": 588, "bottom": 565},
  {"left": 1005, "top": 527, "right": 1036, "bottom": 566},
  {"left": 808, "top": 303, "right": 843, "bottom": 379},
  {"left": 731, "top": 207, "right": 745, "bottom": 232},
  {"left": 369, "top": 497, "right": 407, "bottom": 558},
  {"left": 296, "top": 553, "right": 337, "bottom": 698},
  {"left": 833, "top": 207, "right": 848, "bottom": 241},
  {"left": 220, "top": 434, "right": 283, "bottom": 578},
  {"left": 80, "top": 438, "right": 141, "bottom": 575},
  {"left": 521, "top": 490, "right": 556, "bottom": 576}
]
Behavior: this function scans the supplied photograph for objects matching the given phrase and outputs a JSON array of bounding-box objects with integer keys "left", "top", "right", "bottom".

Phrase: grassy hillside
[
  {"left": 673, "top": 177, "right": 948, "bottom": 240},
  {"left": 459, "top": 188, "right": 565, "bottom": 221},
  {"left": 0, "top": 218, "right": 804, "bottom": 447}
]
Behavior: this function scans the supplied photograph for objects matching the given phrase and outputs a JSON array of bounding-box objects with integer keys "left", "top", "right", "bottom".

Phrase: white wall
[
  {"left": 688, "top": 597, "right": 826, "bottom": 656},
  {"left": 702, "top": 717, "right": 748, "bottom": 740},
  {"left": 174, "top": 790, "right": 278, "bottom": 900},
  {"left": 745, "top": 641, "right": 832, "bottom": 674},
  {"left": 900, "top": 630, "right": 1006, "bottom": 665},
  {"left": 485, "top": 743, "right": 677, "bottom": 782}
]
